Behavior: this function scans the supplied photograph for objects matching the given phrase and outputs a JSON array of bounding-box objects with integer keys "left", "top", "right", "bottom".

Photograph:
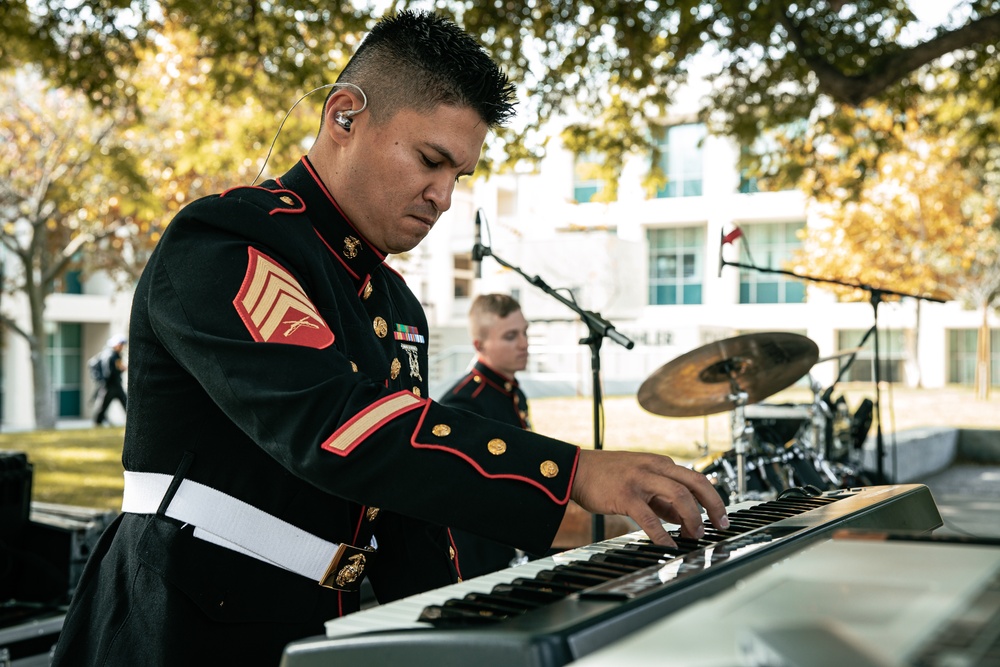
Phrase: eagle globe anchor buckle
[{"left": 320, "top": 543, "right": 376, "bottom": 592}]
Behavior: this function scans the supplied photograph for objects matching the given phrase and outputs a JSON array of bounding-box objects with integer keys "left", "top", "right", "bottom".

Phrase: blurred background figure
[{"left": 92, "top": 334, "right": 127, "bottom": 426}]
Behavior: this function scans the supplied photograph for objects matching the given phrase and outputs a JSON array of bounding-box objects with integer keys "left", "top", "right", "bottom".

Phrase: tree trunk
[{"left": 976, "top": 304, "right": 991, "bottom": 400}]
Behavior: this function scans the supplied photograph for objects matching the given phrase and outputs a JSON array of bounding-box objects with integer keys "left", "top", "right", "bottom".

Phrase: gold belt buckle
[{"left": 319, "top": 543, "right": 375, "bottom": 592}]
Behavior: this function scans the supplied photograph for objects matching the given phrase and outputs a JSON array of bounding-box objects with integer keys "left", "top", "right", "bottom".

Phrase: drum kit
[{"left": 637, "top": 332, "right": 874, "bottom": 506}]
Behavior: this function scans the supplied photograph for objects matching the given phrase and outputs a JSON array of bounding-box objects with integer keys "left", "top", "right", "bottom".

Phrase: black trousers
[{"left": 94, "top": 382, "right": 127, "bottom": 425}]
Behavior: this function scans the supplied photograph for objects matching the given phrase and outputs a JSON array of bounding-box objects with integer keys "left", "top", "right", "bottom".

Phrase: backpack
[{"left": 88, "top": 352, "right": 110, "bottom": 382}]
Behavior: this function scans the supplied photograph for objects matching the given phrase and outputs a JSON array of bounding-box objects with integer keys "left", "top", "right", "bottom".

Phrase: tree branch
[{"left": 779, "top": 10, "right": 1000, "bottom": 105}]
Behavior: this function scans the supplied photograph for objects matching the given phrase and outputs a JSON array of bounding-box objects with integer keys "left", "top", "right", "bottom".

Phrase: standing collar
[
  {"left": 473, "top": 360, "right": 518, "bottom": 394},
  {"left": 275, "top": 157, "right": 386, "bottom": 289}
]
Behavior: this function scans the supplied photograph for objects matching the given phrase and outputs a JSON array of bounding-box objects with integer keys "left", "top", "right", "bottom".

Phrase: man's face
[
  {"left": 476, "top": 309, "right": 529, "bottom": 379},
  {"left": 339, "top": 104, "right": 488, "bottom": 254}
]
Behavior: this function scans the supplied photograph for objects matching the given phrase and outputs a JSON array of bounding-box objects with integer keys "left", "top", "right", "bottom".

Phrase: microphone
[{"left": 472, "top": 209, "right": 489, "bottom": 278}]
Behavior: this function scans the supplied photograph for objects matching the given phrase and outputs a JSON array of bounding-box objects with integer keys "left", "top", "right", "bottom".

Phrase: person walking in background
[
  {"left": 93, "top": 334, "right": 127, "bottom": 426},
  {"left": 439, "top": 294, "right": 532, "bottom": 578}
]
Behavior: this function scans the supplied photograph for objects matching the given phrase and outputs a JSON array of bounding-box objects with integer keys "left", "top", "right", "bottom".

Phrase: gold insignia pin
[
  {"left": 432, "top": 424, "right": 451, "bottom": 437},
  {"left": 540, "top": 460, "right": 559, "bottom": 478},
  {"left": 343, "top": 236, "right": 361, "bottom": 259},
  {"left": 363, "top": 282, "right": 373, "bottom": 300},
  {"left": 279, "top": 195, "right": 295, "bottom": 205},
  {"left": 320, "top": 544, "right": 375, "bottom": 592},
  {"left": 366, "top": 507, "right": 380, "bottom": 522},
  {"left": 487, "top": 439, "right": 507, "bottom": 455},
  {"left": 373, "top": 316, "right": 388, "bottom": 338}
]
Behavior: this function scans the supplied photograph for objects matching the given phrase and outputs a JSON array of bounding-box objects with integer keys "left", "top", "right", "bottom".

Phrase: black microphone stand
[
  {"left": 719, "top": 257, "right": 945, "bottom": 483},
  {"left": 475, "top": 243, "right": 634, "bottom": 543}
]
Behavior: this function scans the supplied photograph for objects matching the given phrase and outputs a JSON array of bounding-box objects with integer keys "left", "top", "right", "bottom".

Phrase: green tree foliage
[
  {"left": 4, "top": 1, "right": 998, "bottom": 177},
  {"left": 0, "top": 69, "right": 146, "bottom": 427},
  {"left": 0, "top": 28, "right": 315, "bottom": 428},
  {"left": 792, "top": 99, "right": 1000, "bottom": 393}
]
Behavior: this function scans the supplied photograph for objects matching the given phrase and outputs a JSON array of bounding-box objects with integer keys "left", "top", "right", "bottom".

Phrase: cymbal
[{"left": 637, "top": 332, "right": 819, "bottom": 417}]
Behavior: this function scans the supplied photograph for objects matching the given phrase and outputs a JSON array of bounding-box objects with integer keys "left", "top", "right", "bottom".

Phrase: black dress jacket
[{"left": 52, "top": 158, "right": 579, "bottom": 666}]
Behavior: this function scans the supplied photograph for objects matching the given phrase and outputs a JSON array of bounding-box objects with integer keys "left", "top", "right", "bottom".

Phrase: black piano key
[
  {"left": 462, "top": 592, "right": 541, "bottom": 613},
  {"left": 417, "top": 604, "right": 504, "bottom": 625},
  {"left": 591, "top": 551, "right": 664, "bottom": 569},
  {"left": 537, "top": 566, "right": 611, "bottom": 587},
  {"left": 443, "top": 598, "right": 519, "bottom": 617},
  {"left": 494, "top": 578, "right": 576, "bottom": 602},
  {"left": 582, "top": 556, "right": 641, "bottom": 574}
]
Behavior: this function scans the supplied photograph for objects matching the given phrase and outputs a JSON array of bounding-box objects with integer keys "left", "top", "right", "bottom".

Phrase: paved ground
[{"left": 916, "top": 463, "right": 1000, "bottom": 540}]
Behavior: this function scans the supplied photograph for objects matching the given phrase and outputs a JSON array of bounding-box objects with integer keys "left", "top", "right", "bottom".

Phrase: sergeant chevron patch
[{"left": 233, "top": 247, "right": 334, "bottom": 349}]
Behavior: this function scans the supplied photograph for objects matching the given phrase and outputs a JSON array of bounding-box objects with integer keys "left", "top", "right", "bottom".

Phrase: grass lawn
[{"left": 2, "top": 383, "right": 998, "bottom": 512}]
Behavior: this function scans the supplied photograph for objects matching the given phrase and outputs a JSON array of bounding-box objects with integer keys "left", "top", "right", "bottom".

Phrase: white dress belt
[{"left": 121, "top": 471, "right": 342, "bottom": 583}]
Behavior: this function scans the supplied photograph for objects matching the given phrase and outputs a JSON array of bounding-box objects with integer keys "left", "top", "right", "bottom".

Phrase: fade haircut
[
  {"left": 469, "top": 293, "right": 522, "bottom": 341},
  {"left": 331, "top": 10, "right": 516, "bottom": 129}
]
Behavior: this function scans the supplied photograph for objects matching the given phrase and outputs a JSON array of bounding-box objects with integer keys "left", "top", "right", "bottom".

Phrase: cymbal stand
[{"left": 729, "top": 387, "right": 753, "bottom": 503}]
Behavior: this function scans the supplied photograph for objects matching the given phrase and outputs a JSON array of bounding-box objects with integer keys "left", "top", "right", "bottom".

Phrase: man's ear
[{"left": 323, "top": 90, "right": 363, "bottom": 141}]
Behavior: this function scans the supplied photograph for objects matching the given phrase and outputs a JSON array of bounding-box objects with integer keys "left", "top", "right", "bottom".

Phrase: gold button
[
  {"left": 449, "top": 546, "right": 455, "bottom": 559},
  {"left": 350, "top": 361, "right": 358, "bottom": 372},
  {"left": 363, "top": 282, "right": 373, "bottom": 300},
  {"left": 373, "top": 316, "right": 388, "bottom": 338},
  {"left": 280, "top": 195, "right": 294, "bottom": 205},
  {"left": 390, "top": 358, "right": 401, "bottom": 379},
  {"left": 487, "top": 439, "right": 507, "bottom": 455},
  {"left": 432, "top": 424, "right": 452, "bottom": 437},
  {"left": 540, "top": 460, "right": 559, "bottom": 478},
  {"left": 412, "top": 386, "right": 421, "bottom": 396},
  {"left": 366, "top": 507, "right": 380, "bottom": 521},
  {"left": 504, "top": 382, "right": 512, "bottom": 391},
  {"left": 473, "top": 375, "right": 482, "bottom": 383}
]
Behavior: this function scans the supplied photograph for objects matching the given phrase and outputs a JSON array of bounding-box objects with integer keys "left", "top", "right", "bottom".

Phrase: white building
[{"left": 3, "top": 119, "right": 997, "bottom": 430}]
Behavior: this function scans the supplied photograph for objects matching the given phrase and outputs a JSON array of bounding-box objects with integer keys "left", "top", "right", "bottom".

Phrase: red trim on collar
[
  {"left": 314, "top": 228, "right": 366, "bottom": 282},
  {"left": 300, "top": 157, "right": 386, "bottom": 262}
]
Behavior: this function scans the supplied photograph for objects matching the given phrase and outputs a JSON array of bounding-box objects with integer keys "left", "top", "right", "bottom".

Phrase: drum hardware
[{"left": 638, "top": 332, "right": 819, "bottom": 504}]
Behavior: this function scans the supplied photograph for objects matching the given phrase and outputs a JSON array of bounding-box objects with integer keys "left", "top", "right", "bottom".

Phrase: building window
[
  {"left": 46, "top": 322, "right": 83, "bottom": 418},
  {"left": 738, "top": 222, "right": 807, "bottom": 304},
  {"left": 573, "top": 152, "right": 605, "bottom": 203},
  {"left": 948, "top": 329, "right": 1000, "bottom": 387},
  {"left": 654, "top": 123, "right": 706, "bottom": 198},
  {"left": 648, "top": 226, "right": 704, "bottom": 305},
  {"left": 836, "top": 329, "right": 906, "bottom": 383},
  {"left": 453, "top": 254, "right": 474, "bottom": 299}
]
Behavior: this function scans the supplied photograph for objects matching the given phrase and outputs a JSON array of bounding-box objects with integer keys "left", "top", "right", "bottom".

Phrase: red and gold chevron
[{"left": 233, "top": 247, "right": 334, "bottom": 349}]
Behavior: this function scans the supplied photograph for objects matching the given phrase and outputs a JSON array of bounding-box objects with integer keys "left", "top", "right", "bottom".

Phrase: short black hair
[{"left": 333, "top": 10, "right": 516, "bottom": 129}]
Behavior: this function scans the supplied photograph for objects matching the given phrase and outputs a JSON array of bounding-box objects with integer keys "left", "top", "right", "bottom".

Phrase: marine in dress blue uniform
[
  {"left": 52, "top": 157, "right": 580, "bottom": 665},
  {"left": 440, "top": 359, "right": 533, "bottom": 578}
]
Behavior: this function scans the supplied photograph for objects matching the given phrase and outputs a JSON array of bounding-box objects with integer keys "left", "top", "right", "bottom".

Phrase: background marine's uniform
[
  {"left": 53, "top": 158, "right": 580, "bottom": 665},
  {"left": 440, "top": 360, "right": 533, "bottom": 578}
]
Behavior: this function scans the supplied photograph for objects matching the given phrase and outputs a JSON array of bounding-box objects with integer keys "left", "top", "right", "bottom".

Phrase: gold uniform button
[
  {"left": 540, "top": 460, "right": 559, "bottom": 478},
  {"left": 366, "top": 507, "right": 380, "bottom": 521},
  {"left": 362, "top": 282, "right": 373, "bottom": 300},
  {"left": 487, "top": 439, "right": 507, "bottom": 455},
  {"left": 432, "top": 424, "right": 452, "bottom": 437},
  {"left": 350, "top": 361, "right": 358, "bottom": 372},
  {"left": 280, "top": 195, "right": 294, "bottom": 205},
  {"left": 373, "top": 317, "right": 388, "bottom": 338},
  {"left": 473, "top": 375, "right": 482, "bottom": 383},
  {"left": 412, "top": 386, "right": 421, "bottom": 396},
  {"left": 504, "top": 382, "right": 512, "bottom": 391},
  {"left": 449, "top": 546, "right": 455, "bottom": 559},
  {"left": 390, "top": 358, "right": 401, "bottom": 379}
]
